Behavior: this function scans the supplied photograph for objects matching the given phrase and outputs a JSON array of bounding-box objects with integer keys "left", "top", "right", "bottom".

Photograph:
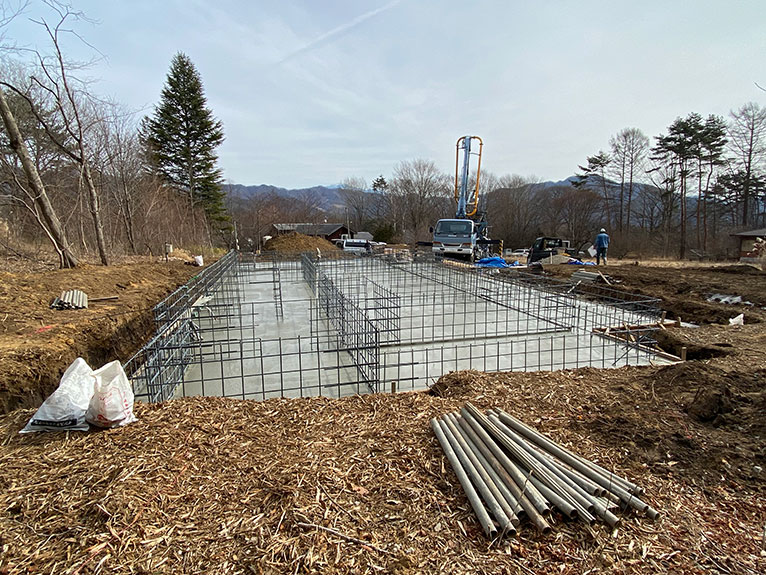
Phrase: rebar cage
[{"left": 126, "top": 251, "right": 665, "bottom": 403}]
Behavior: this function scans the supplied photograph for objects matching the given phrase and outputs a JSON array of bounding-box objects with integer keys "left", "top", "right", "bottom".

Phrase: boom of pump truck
[{"left": 432, "top": 135, "right": 496, "bottom": 260}]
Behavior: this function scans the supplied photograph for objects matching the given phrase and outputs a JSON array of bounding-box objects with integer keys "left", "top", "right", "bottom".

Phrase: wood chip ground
[{"left": 1, "top": 363, "right": 763, "bottom": 574}]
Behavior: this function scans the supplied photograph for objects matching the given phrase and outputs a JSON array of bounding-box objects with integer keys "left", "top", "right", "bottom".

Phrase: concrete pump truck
[{"left": 431, "top": 135, "right": 498, "bottom": 261}]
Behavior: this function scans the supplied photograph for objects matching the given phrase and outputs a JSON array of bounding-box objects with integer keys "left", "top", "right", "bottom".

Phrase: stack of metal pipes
[
  {"left": 431, "top": 402, "right": 659, "bottom": 538},
  {"left": 50, "top": 289, "right": 89, "bottom": 310}
]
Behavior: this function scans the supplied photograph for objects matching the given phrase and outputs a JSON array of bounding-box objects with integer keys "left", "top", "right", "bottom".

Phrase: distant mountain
[
  {"left": 227, "top": 176, "right": 655, "bottom": 213},
  {"left": 531, "top": 175, "right": 656, "bottom": 196},
  {"left": 226, "top": 183, "right": 347, "bottom": 212}
]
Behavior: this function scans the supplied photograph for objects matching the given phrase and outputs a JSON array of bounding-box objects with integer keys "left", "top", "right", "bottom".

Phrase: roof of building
[{"left": 731, "top": 228, "right": 766, "bottom": 237}]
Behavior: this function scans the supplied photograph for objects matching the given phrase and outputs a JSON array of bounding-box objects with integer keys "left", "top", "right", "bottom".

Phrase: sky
[{"left": 4, "top": 0, "right": 766, "bottom": 188}]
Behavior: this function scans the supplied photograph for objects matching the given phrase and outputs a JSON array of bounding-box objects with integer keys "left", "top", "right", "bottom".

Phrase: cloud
[{"left": 277, "top": 0, "right": 402, "bottom": 64}]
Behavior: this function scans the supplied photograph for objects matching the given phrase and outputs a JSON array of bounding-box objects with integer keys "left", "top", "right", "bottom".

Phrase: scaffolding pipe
[
  {"left": 484, "top": 411, "right": 621, "bottom": 527},
  {"left": 487, "top": 411, "right": 607, "bottom": 499},
  {"left": 430, "top": 418, "right": 496, "bottom": 538},
  {"left": 458, "top": 410, "right": 551, "bottom": 533},
  {"left": 494, "top": 409, "right": 655, "bottom": 516},
  {"left": 469, "top": 406, "right": 599, "bottom": 524},
  {"left": 437, "top": 417, "right": 515, "bottom": 535},
  {"left": 448, "top": 414, "right": 527, "bottom": 521},
  {"left": 444, "top": 413, "right": 523, "bottom": 521},
  {"left": 440, "top": 414, "right": 518, "bottom": 532},
  {"left": 494, "top": 407, "right": 642, "bottom": 494},
  {"left": 484, "top": 412, "right": 600, "bottom": 522}
]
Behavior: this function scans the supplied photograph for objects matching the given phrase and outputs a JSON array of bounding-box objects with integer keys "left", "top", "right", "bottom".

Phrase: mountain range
[
  {"left": 226, "top": 183, "right": 348, "bottom": 212},
  {"left": 226, "top": 176, "right": 640, "bottom": 213}
]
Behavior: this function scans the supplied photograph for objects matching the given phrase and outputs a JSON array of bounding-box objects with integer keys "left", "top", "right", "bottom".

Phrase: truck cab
[
  {"left": 342, "top": 238, "right": 371, "bottom": 254},
  {"left": 432, "top": 219, "right": 477, "bottom": 259}
]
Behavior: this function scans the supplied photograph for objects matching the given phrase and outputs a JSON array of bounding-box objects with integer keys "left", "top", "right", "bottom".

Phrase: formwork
[{"left": 126, "top": 251, "right": 668, "bottom": 402}]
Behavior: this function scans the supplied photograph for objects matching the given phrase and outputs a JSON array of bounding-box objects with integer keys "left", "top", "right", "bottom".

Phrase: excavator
[{"left": 431, "top": 136, "right": 499, "bottom": 261}]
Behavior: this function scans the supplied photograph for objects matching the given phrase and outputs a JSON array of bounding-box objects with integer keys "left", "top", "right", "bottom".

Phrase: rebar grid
[
  {"left": 153, "top": 250, "right": 240, "bottom": 330},
  {"left": 128, "top": 252, "right": 671, "bottom": 403}
]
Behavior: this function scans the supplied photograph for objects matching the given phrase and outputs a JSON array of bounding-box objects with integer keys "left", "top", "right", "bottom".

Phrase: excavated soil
[
  {"left": 264, "top": 232, "right": 339, "bottom": 253},
  {"left": 543, "top": 262, "right": 766, "bottom": 325},
  {"left": 0, "top": 259, "right": 200, "bottom": 413},
  {"left": 0, "top": 258, "right": 764, "bottom": 573}
]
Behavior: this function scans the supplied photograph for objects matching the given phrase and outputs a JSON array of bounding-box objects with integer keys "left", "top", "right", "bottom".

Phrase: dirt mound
[
  {"left": 713, "top": 264, "right": 763, "bottom": 275},
  {"left": 428, "top": 369, "right": 490, "bottom": 397},
  {"left": 686, "top": 386, "right": 733, "bottom": 423},
  {"left": 264, "top": 232, "right": 339, "bottom": 253}
]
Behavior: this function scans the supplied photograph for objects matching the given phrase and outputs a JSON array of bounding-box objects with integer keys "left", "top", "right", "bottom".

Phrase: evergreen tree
[
  {"left": 143, "top": 53, "right": 226, "bottom": 222},
  {"left": 372, "top": 174, "right": 388, "bottom": 193}
]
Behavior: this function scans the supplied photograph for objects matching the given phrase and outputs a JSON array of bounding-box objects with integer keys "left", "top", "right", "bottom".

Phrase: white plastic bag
[
  {"left": 194, "top": 255, "right": 204, "bottom": 266},
  {"left": 728, "top": 313, "right": 744, "bottom": 326},
  {"left": 85, "top": 361, "right": 137, "bottom": 428},
  {"left": 20, "top": 358, "right": 94, "bottom": 433}
]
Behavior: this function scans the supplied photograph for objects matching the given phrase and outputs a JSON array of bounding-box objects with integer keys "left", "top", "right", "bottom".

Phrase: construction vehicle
[
  {"left": 526, "top": 237, "right": 580, "bottom": 264},
  {"left": 431, "top": 136, "right": 499, "bottom": 261}
]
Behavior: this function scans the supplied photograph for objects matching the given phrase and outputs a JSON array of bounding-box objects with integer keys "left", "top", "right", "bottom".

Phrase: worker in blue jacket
[{"left": 595, "top": 228, "right": 610, "bottom": 265}]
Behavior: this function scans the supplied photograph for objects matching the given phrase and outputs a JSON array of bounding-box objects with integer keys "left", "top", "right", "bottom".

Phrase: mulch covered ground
[{"left": 1, "top": 328, "right": 764, "bottom": 574}]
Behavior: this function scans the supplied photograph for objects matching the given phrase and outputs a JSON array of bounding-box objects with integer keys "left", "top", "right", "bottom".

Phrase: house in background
[
  {"left": 730, "top": 228, "right": 766, "bottom": 261},
  {"left": 270, "top": 223, "right": 350, "bottom": 243}
]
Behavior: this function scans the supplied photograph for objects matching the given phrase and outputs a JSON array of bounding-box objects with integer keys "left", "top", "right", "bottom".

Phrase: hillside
[{"left": 226, "top": 183, "right": 349, "bottom": 213}]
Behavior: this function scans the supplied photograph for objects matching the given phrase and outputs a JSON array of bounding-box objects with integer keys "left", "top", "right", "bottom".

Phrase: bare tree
[
  {"left": 0, "top": 83, "right": 77, "bottom": 266},
  {"left": 728, "top": 102, "right": 766, "bottom": 227},
  {"left": 610, "top": 128, "right": 649, "bottom": 242},
  {"left": 552, "top": 188, "right": 602, "bottom": 250},
  {"left": 339, "top": 176, "right": 368, "bottom": 232},
  {"left": 22, "top": 6, "right": 108, "bottom": 264},
  {"left": 388, "top": 159, "right": 450, "bottom": 242},
  {"left": 485, "top": 174, "right": 541, "bottom": 248}
]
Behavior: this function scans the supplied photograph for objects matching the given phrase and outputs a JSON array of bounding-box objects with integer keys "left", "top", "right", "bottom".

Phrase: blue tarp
[
  {"left": 475, "top": 257, "right": 518, "bottom": 268},
  {"left": 565, "top": 259, "right": 597, "bottom": 266}
]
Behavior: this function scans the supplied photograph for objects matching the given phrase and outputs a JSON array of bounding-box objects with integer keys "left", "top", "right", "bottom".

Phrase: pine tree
[
  {"left": 372, "top": 175, "right": 388, "bottom": 192},
  {"left": 143, "top": 53, "right": 226, "bottom": 223}
]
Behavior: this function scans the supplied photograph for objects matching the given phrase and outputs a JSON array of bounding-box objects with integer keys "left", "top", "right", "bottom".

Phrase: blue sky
[{"left": 5, "top": 0, "right": 766, "bottom": 188}]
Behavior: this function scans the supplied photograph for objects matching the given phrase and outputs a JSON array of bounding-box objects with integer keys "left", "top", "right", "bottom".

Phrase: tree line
[
  {"left": 230, "top": 101, "right": 765, "bottom": 260},
  {"left": 1, "top": 5, "right": 763, "bottom": 266},
  {"left": 0, "top": 4, "right": 227, "bottom": 268}
]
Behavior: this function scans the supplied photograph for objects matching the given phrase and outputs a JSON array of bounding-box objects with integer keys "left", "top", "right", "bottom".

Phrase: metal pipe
[
  {"left": 526, "top": 473, "right": 579, "bottom": 519},
  {"left": 444, "top": 413, "right": 524, "bottom": 522},
  {"left": 494, "top": 409, "right": 651, "bottom": 514},
  {"left": 572, "top": 451, "right": 643, "bottom": 496},
  {"left": 495, "top": 407, "right": 642, "bottom": 496},
  {"left": 483, "top": 412, "right": 598, "bottom": 524},
  {"left": 484, "top": 413, "right": 596, "bottom": 509},
  {"left": 437, "top": 417, "right": 515, "bottom": 535},
  {"left": 487, "top": 410, "right": 605, "bottom": 499},
  {"left": 430, "top": 418, "right": 496, "bottom": 538},
  {"left": 458, "top": 410, "right": 551, "bottom": 533},
  {"left": 463, "top": 406, "right": 557, "bottom": 515},
  {"left": 441, "top": 414, "right": 518, "bottom": 531}
]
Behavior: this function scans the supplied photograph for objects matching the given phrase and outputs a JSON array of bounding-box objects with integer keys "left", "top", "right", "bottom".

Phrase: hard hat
[{"left": 600, "top": 228, "right": 606, "bottom": 233}]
